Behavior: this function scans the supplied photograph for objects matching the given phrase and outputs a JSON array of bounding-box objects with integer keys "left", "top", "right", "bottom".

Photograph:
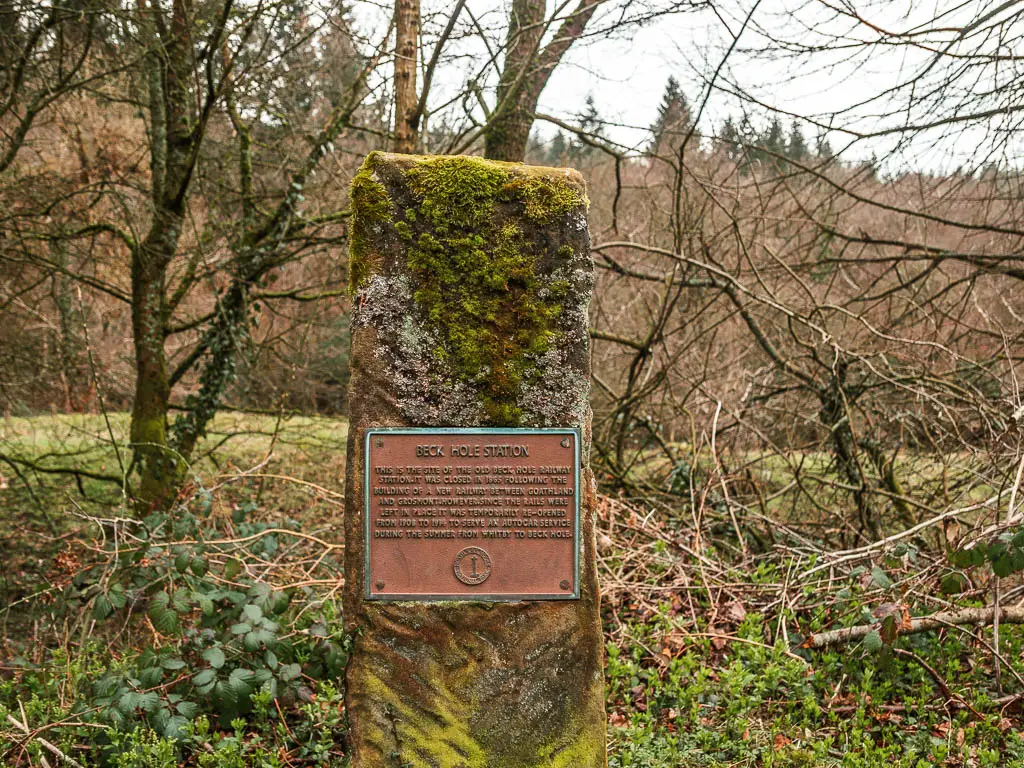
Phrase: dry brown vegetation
[{"left": 4, "top": 1, "right": 1024, "bottom": 764}]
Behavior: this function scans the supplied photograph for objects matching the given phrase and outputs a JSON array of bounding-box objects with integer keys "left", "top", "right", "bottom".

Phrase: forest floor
[{"left": 1, "top": 414, "right": 1021, "bottom": 767}]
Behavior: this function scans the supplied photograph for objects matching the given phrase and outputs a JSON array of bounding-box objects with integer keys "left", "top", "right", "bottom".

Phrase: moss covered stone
[
  {"left": 344, "top": 152, "right": 605, "bottom": 768},
  {"left": 347, "top": 152, "right": 590, "bottom": 427},
  {"left": 349, "top": 160, "right": 393, "bottom": 296}
]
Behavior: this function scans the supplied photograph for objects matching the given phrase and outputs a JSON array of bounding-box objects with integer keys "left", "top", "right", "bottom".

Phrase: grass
[
  {"left": 2, "top": 414, "right": 1023, "bottom": 766},
  {"left": 0, "top": 412, "right": 348, "bottom": 641}
]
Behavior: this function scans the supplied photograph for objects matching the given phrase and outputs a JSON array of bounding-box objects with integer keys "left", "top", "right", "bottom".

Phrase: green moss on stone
[
  {"left": 349, "top": 153, "right": 393, "bottom": 295},
  {"left": 399, "top": 156, "right": 582, "bottom": 425},
  {"left": 360, "top": 666, "right": 488, "bottom": 768},
  {"left": 536, "top": 711, "right": 606, "bottom": 768},
  {"left": 394, "top": 220, "right": 414, "bottom": 242},
  {"left": 509, "top": 175, "right": 588, "bottom": 224}
]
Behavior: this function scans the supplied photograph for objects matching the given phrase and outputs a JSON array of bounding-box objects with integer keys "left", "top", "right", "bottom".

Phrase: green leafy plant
[{"left": 51, "top": 493, "right": 348, "bottom": 761}]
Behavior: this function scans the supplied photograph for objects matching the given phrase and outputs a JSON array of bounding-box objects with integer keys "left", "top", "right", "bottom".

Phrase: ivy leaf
[
  {"left": 243, "top": 604, "right": 263, "bottom": 623},
  {"left": 870, "top": 566, "right": 892, "bottom": 589},
  {"left": 92, "top": 594, "right": 113, "bottom": 620},
  {"left": 193, "top": 669, "right": 217, "bottom": 693},
  {"left": 148, "top": 591, "right": 178, "bottom": 634},
  {"left": 224, "top": 558, "right": 242, "bottom": 579},
  {"left": 203, "top": 647, "right": 226, "bottom": 670}
]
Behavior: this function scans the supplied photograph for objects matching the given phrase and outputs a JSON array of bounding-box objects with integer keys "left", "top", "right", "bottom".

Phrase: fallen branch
[
  {"left": 6, "top": 713, "right": 86, "bottom": 768},
  {"left": 804, "top": 605, "right": 1024, "bottom": 649},
  {"left": 891, "top": 648, "right": 983, "bottom": 718}
]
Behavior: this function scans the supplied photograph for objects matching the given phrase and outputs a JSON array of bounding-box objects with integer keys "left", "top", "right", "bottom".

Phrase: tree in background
[
  {"left": 484, "top": 0, "right": 606, "bottom": 161},
  {"left": 392, "top": 0, "right": 419, "bottom": 152},
  {"left": 787, "top": 119, "right": 808, "bottom": 162},
  {"left": 568, "top": 93, "right": 605, "bottom": 161},
  {"left": 649, "top": 75, "right": 691, "bottom": 154},
  {"left": 0, "top": 0, "right": 377, "bottom": 510}
]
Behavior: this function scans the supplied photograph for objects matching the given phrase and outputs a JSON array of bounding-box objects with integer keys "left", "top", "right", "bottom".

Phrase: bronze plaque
[{"left": 364, "top": 428, "right": 581, "bottom": 601}]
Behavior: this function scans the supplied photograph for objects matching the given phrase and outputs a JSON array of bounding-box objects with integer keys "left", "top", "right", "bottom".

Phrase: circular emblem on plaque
[{"left": 453, "top": 546, "right": 492, "bottom": 586}]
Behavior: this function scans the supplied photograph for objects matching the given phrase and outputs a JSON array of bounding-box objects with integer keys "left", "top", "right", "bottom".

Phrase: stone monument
[{"left": 343, "top": 152, "right": 606, "bottom": 767}]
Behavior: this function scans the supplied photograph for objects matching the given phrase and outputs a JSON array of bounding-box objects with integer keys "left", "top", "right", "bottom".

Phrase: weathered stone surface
[{"left": 344, "top": 152, "right": 606, "bottom": 768}]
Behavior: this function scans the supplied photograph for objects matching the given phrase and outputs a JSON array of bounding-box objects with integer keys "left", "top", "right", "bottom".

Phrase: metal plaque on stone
[{"left": 364, "top": 428, "right": 581, "bottom": 601}]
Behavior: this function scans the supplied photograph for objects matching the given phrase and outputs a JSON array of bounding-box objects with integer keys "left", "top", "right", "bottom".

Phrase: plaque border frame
[{"left": 363, "top": 427, "right": 582, "bottom": 602}]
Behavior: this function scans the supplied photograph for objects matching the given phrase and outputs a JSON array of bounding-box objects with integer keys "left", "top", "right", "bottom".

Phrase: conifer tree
[
  {"left": 548, "top": 130, "right": 568, "bottom": 164},
  {"left": 569, "top": 94, "right": 604, "bottom": 160},
  {"left": 650, "top": 75, "right": 691, "bottom": 153},
  {"left": 815, "top": 130, "right": 835, "bottom": 162},
  {"left": 787, "top": 120, "right": 808, "bottom": 161},
  {"left": 718, "top": 117, "right": 741, "bottom": 162}
]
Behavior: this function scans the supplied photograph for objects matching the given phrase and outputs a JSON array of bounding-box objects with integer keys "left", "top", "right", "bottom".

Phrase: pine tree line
[{"left": 533, "top": 76, "right": 838, "bottom": 171}]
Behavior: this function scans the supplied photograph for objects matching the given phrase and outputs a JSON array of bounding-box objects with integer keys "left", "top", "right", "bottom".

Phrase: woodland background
[{"left": 3, "top": 1, "right": 1024, "bottom": 766}]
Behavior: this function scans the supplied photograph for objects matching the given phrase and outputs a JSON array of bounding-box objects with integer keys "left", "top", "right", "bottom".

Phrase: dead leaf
[
  {"left": 722, "top": 600, "right": 747, "bottom": 625},
  {"left": 773, "top": 734, "right": 792, "bottom": 750},
  {"left": 873, "top": 603, "right": 912, "bottom": 643}
]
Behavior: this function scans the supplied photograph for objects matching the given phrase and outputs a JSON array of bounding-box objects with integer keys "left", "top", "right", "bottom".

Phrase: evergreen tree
[
  {"left": 569, "top": 94, "right": 604, "bottom": 160},
  {"left": 548, "top": 131, "right": 568, "bottom": 164},
  {"left": 762, "top": 118, "right": 785, "bottom": 157},
  {"left": 815, "top": 130, "right": 835, "bottom": 162},
  {"left": 738, "top": 114, "right": 760, "bottom": 169},
  {"left": 525, "top": 130, "right": 548, "bottom": 164},
  {"left": 787, "top": 120, "right": 808, "bottom": 162},
  {"left": 650, "top": 76, "right": 691, "bottom": 153},
  {"left": 718, "top": 117, "right": 740, "bottom": 162}
]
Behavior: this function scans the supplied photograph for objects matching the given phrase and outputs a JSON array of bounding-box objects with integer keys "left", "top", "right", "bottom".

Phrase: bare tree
[{"left": 0, "top": 1, "right": 383, "bottom": 509}]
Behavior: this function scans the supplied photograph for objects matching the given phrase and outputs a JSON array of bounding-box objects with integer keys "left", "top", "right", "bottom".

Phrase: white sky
[{"left": 352, "top": 1, "right": 1024, "bottom": 171}]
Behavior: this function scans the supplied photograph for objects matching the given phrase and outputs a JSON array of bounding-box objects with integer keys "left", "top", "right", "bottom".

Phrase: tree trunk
[
  {"left": 485, "top": 0, "right": 603, "bottom": 162},
  {"left": 130, "top": 213, "right": 180, "bottom": 511},
  {"left": 392, "top": 0, "right": 419, "bottom": 153},
  {"left": 485, "top": 0, "right": 544, "bottom": 162},
  {"left": 129, "top": 0, "right": 194, "bottom": 511}
]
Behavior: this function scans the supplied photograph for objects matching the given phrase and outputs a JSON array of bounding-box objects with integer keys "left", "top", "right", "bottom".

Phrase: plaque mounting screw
[
  {"left": 560, "top": 437, "right": 571, "bottom": 448},
  {"left": 375, "top": 438, "right": 384, "bottom": 448},
  {"left": 375, "top": 581, "right": 385, "bottom": 590},
  {"left": 560, "top": 580, "right": 571, "bottom": 590}
]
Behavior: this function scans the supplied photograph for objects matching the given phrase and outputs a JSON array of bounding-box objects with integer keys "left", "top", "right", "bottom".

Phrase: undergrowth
[{"left": 2, "top": 414, "right": 1024, "bottom": 766}]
